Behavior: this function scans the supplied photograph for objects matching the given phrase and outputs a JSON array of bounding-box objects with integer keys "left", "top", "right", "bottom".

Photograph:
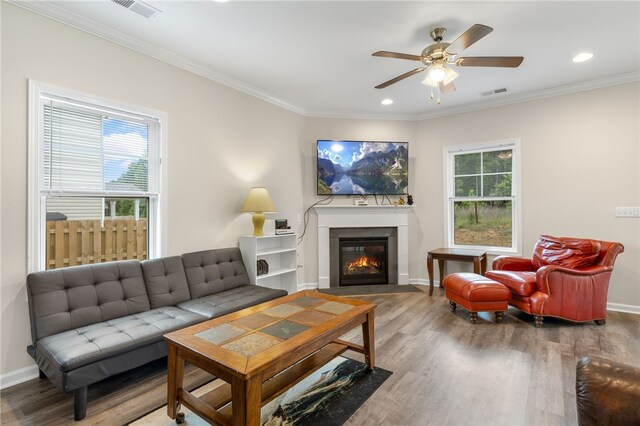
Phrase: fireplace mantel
[{"left": 314, "top": 205, "right": 412, "bottom": 288}]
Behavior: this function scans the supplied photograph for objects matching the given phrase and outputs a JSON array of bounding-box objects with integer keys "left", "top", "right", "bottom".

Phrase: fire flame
[{"left": 346, "top": 255, "right": 380, "bottom": 272}]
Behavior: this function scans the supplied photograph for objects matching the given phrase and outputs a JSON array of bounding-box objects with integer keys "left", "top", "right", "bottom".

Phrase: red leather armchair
[{"left": 485, "top": 236, "right": 624, "bottom": 327}]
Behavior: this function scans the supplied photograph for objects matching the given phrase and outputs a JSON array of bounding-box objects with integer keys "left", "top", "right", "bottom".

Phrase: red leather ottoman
[{"left": 442, "top": 273, "right": 512, "bottom": 323}]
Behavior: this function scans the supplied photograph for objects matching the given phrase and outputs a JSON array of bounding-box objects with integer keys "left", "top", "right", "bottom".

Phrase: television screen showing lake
[
  {"left": 317, "top": 140, "right": 408, "bottom": 195},
  {"left": 321, "top": 174, "right": 408, "bottom": 195}
]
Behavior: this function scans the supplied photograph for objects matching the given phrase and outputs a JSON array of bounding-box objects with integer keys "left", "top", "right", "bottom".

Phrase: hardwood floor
[{"left": 2, "top": 285, "right": 639, "bottom": 425}]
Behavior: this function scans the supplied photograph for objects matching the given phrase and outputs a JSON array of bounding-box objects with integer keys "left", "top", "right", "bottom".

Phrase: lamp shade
[{"left": 241, "top": 187, "right": 276, "bottom": 213}]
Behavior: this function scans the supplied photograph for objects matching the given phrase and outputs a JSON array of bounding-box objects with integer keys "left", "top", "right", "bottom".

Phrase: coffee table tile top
[
  {"left": 221, "top": 333, "right": 281, "bottom": 358},
  {"left": 287, "top": 309, "right": 335, "bottom": 327},
  {"left": 231, "top": 312, "right": 280, "bottom": 330},
  {"left": 260, "top": 320, "right": 310, "bottom": 340},
  {"left": 264, "top": 303, "right": 305, "bottom": 318},
  {"left": 290, "top": 295, "right": 325, "bottom": 308},
  {"left": 314, "top": 301, "right": 354, "bottom": 315},
  {"left": 195, "top": 323, "right": 246, "bottom": 345}
]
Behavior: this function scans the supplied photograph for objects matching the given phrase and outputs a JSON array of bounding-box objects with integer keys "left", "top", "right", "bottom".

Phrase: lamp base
[{"left": 252, "top": 212, "right": 266, "bottom": 236}]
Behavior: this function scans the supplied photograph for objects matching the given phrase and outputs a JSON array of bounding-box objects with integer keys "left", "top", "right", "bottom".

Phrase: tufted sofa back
[
  {"left": 141, "top": 256, "right": 191, "bottom": 309},
  {"left": 181, "top": 248, "right": 250, "bottom": 299},
  {"left": 27, "top": 260, "right": 150, "bottom": 343}
]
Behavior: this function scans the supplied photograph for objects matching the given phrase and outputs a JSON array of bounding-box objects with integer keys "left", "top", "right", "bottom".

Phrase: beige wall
[
  {"left": 2, "top": 4, "right": 639, "bottom": 381},
  {"left": 1, "top": 4, "right": 305, "bottom": 377},
  {"left": 414, "top": 84, "right": 640, "bottom": 307}
]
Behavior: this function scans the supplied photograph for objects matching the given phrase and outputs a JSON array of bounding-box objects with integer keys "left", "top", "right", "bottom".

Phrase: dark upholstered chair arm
[
  {"left": 492, "top": 255, "right": 534, "bottom": 271},
  {"left": 576, "top": 356, "right": 640, "bottom": 426}
]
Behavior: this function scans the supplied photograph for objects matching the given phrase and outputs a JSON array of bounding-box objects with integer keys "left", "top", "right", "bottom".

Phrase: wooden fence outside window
[{"left": 46, "top": 219, "right": 148, "bottom": 269}]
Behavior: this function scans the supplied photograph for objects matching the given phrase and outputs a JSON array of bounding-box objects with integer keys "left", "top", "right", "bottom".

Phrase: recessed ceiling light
[
  {"left": 573, "top": 52, "right": 594, "bottom": 63},
  {"left": 381, "top": 98, "right": 393, "bottom": 105},
  {"left": 213, "top": 0, "right": 229, "bottom": 3}
]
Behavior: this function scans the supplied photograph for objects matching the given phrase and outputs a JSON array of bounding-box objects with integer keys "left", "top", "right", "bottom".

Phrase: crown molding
[
  {"left": 414, "top": 72, "right": 640, "bottom": 121},
  {"left": 305, "top": 109, "right": 418, "bottom": 122},
  {"left": 10, "top": 1, "right": 639, "bottom": 123},
  {"left": 8, "top": 0, "right": 309, "bottom": 116}
]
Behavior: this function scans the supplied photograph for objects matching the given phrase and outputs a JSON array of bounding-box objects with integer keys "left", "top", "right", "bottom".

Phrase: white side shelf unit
[{"left": 239, "top": 234, "right": 298, "bottom": 294}]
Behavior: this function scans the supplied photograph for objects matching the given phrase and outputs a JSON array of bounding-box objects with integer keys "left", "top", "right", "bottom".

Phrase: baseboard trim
[
  {"left": 410, "top": 278, "right": 440, "bottom": 287},
  {"left": 296, "top": 282, "right": 319, "bottom": 292},
  {"left": 0, "top": 364, "right": 38, "bottom": 390},
  {"left": 607, "top": 302, "right": 640, "bottom": 315}
]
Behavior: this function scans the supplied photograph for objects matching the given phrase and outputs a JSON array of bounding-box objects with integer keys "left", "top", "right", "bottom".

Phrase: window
[
  {"left": 444, "top": 140, "right": 521, "bottom": 254},
  {"left": 28, "top": 81, "right": 165, "bottom": 271}
]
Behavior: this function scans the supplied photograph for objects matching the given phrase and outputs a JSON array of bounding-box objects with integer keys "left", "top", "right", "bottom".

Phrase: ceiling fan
[{"left": 372, "top": 24, "right": 524, "bottom": 102}]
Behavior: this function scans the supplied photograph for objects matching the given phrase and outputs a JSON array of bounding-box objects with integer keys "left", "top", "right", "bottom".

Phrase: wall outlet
[{"left": 615, "top": 207, "right": 640, "bottom": 218}]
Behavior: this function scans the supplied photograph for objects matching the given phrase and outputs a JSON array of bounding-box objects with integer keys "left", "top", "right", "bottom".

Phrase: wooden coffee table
[{"left": 164, "top": 290, "right": 376, "bottom": 426}]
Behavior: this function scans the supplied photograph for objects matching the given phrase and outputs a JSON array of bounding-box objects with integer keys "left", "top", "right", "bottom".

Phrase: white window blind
[{"left": 41, "top": 97, "right": 159, "bottom": 197}]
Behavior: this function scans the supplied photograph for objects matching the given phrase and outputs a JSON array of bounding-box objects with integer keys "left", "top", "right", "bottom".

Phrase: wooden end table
[
  {"left": 164, "top": 291, "right": 376, "bottom": 426},
  {"left": 426, "top": 248, "right": 487, "bottom": 296}
]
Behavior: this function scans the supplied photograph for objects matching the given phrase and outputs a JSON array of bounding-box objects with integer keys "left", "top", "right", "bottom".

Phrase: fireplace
[
  {"left": 339, "top": 237, "right": 388, "bottom": 286},
  {"left": 329, "top": 227, "right": 397, "bottom": 287}
]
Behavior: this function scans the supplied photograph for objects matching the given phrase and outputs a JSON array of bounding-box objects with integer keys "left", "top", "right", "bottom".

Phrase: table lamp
[{"left": 241, "top": 187, "right": 276, "bottom": 236}]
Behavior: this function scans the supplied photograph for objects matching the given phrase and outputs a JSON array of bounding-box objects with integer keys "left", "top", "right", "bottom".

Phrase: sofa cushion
[
  {"left": 485, "top": 270, "right": 537, "bottom": 297},
  {"left": 532, "top": 235, "right": 601, "bottom": 270},
  {"left": 141, "top": 256, "right": 191, "bottom": 309},
  {"left": 177, "top": 285, "right": 287, "bottom": 319},
  {"left": 181, "top": 248, "right": 251, "bottom": 299},
  {"left": 27, "top": 260, "right": 150, "bottom": 343},
  {"left": 35, "top": 307, "right": 205, "bottom": 373}
]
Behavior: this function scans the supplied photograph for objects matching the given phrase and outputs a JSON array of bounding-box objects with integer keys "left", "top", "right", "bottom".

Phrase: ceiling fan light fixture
[
  {"left": 426, "top": 63, "right": 446, "bottom": 83},
  {"left": 381, "top": 98, "right": 394, "bottom": 105}
]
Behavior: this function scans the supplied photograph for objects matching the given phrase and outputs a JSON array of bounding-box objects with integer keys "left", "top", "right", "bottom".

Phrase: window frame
[
  {"left": 28, "top": 80, "right": 168, "bottom": 272},
  {"left": 443, "top": 139, "right": 522, "bottom": 255}
]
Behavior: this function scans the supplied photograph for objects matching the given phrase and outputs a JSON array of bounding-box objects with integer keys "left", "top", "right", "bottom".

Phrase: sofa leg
[
  {"left": 469, "top": 312, "right": 478, "bottom": 324},
  {"left": 74, "top": 386, "right": 88, "bottom": 421},
  {"left": 534, "top": 315, "right": 544, "bottom": 328},
  {"left": 495, "top": 311, "right": 504, "bottom": 323},
  {"left": 38, "top": 369, "right": 46, "bottom": 380},
  {"left": 449, "top": 301, "right": 457, "bottom": 312},
  {"left": 594, "top": 319, "right": 606, "bottom": 325}
]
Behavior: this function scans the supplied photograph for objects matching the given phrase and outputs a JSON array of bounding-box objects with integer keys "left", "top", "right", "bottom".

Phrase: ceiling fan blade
[
  {"left": 456, "top": 56, "right": 524, "bottom": 67},
  {"left": 375, "top": 67, "right": 426, "bottom": 89},
  {"left": 439, "top": 81, "right": 456, "bottom": 94},
  {"left": 372, "top": 51, "right": 424, "bottom": 62},
  {"left": 445, "top": 24, "right": 493, "bottom": 54}
]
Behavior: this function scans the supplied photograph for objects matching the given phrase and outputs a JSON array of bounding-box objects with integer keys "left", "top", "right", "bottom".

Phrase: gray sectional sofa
[{"left": 26, "top": 247, "right": 287, "bottom": 421}]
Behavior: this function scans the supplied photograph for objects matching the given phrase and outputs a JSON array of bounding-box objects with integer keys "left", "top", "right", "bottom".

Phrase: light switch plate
[{"left": 615, "top": 207, "right": 640, "bottom": 218}]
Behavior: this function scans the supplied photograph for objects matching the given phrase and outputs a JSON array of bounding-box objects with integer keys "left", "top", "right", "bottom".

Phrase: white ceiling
[{"left": 14, "top": 1, "right": 640, "bottom": 120}]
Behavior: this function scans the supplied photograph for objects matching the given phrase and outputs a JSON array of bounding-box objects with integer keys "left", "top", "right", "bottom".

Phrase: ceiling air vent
[
  {"left": 480, "top": 87, "right": 508, "bottom": 97},
  {"left": 110, "top": 0, "right": 161, "bottom": 19}
]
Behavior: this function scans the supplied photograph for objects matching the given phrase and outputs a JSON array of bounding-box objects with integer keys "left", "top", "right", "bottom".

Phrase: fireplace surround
[{"left": 314, "top": 205, "right": 411, "bottom": 289}]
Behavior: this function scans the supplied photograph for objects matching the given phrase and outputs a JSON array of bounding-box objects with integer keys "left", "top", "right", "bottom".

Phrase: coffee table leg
[
  {"left": 232, "top": 376, "right": 262, "bottom": 426},
  {"left": 427, "top": 253, "right": 434, "bottom": 296},
  {"left": 362, "top": 311, "right": 375, "bottom": 370},
  {"left": 167, "top": 344, "right": 184, "bottom": 419}
]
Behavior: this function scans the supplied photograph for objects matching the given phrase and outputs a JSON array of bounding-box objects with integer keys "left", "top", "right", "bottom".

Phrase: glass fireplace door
[{"left": 339, "top": 237, "right": 388, "bottom": 286}]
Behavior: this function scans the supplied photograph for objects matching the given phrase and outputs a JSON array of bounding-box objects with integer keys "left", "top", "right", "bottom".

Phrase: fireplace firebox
[
  {"left": 339, "top": 237, "right": 388, "bottom": 286},
  {"left": 329, "top": 227, "right": 398, "bottom": 287}
]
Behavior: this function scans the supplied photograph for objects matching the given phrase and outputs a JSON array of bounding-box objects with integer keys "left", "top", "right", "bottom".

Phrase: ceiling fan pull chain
[
  {"left": 437, "top": 85, "right": 441, "bottom": 104},
  {"left": 430, "top": 86, "right": 434, "bottom": 100}
]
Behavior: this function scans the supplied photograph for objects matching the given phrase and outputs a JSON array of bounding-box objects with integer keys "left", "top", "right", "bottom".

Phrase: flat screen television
[{"left": 317, "top": 140, "right": 408, "bottom": 195}]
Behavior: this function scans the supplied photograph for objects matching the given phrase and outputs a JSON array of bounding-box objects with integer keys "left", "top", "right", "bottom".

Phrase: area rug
[
  {"left": 130, "top": 356, "right": 391, "bottom": 426},
  {"left": 318, "top": 284, "right": 423, "bottom": 296}
]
